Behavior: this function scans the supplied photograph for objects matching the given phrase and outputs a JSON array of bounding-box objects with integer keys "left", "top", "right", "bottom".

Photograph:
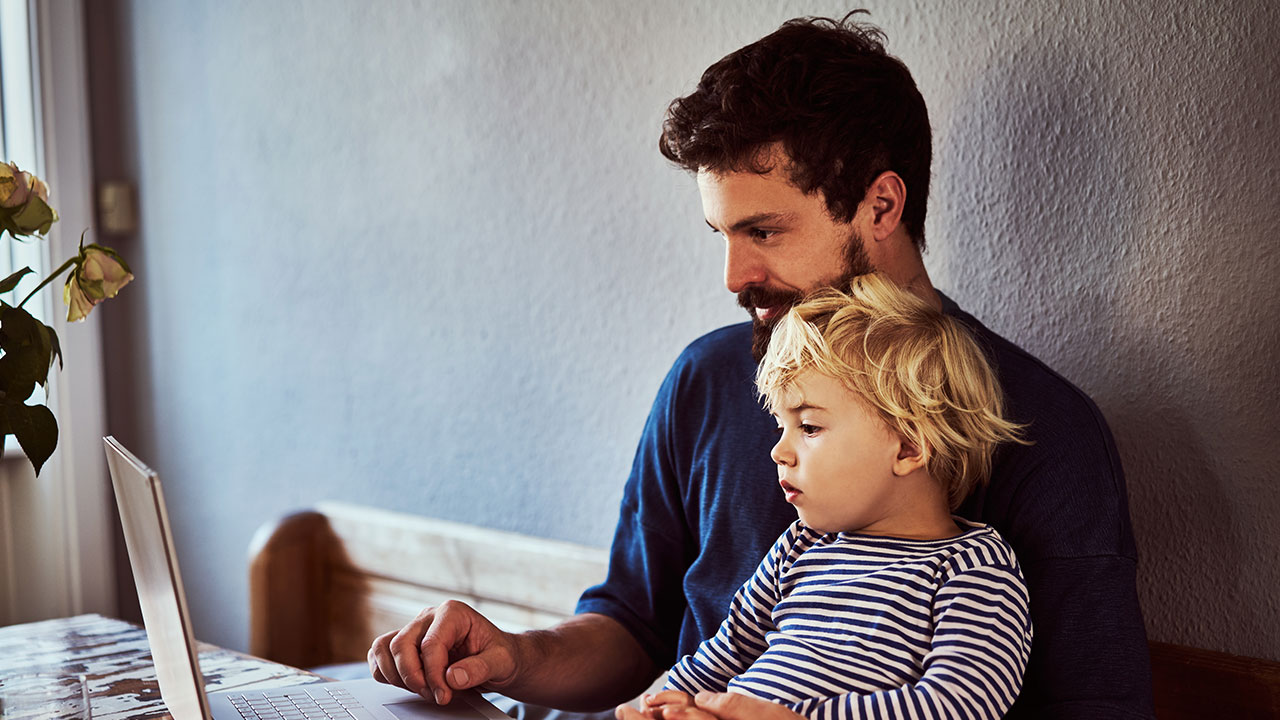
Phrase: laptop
[{"left": 104, "top": 436, "right": 510, "bottom": 720}]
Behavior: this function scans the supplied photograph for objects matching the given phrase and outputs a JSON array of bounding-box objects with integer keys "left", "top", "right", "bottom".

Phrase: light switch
[{"left": 97, "top": 181, "right": 137, "bottom": 235}]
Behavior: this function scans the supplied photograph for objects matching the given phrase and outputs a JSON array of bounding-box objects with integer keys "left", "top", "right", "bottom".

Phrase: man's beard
[{"left": 739, "top": 229, "right": 874, "bottom": 362}]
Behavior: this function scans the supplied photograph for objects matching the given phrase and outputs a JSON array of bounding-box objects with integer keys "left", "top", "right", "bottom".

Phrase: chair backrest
[
  {"left": 249, "top": 502, "right": 1280, "bottom": 715},
  {"left": 1150, "top": 641, "right": 1280, "bottom": 719},
  {"left": 248, "top": 502, "right": 607, "bottom": 668}
]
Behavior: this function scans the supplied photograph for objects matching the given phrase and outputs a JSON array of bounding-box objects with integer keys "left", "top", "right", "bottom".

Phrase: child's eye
[{"left": 800, "top": 424, "right": 821, "bottom": 435}]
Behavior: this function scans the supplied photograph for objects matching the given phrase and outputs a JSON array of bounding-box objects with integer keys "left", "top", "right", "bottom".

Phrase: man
[{"left": 370, "top": 14, "right": 1153, "bottom": 719}]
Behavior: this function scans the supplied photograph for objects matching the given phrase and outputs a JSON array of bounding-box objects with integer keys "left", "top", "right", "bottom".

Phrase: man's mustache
[{"left": 737, "top": 285, "right": 803, "bottom": 313}]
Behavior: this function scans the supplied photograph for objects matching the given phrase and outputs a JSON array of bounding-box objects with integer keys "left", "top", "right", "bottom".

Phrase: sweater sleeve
[
  {"left": 575, "top": 350, "right": 697, "bottom": 667},
  {"left": 790, "top": 561, "right": 1033, "bottom": 720},
  {"left": 664, "top": 525, "right": 795, "bottom": 695}
]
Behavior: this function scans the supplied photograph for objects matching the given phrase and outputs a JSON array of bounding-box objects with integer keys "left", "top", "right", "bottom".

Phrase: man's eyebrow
[{"left": 705, "top": 212, "right": 797, "bottom": 234}]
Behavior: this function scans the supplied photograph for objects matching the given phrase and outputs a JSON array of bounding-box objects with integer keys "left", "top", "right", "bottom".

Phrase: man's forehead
[
  {"left": 696, "top": 163, "right": 808, "bottom": 220},
  {"left": 695, "top": 146, "right": 792, "bottom": 184}
]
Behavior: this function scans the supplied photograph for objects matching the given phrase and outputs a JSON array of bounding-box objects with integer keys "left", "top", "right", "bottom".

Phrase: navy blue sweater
[{"left": 578, "top": 295, "right": 1153, "bottom": 718}]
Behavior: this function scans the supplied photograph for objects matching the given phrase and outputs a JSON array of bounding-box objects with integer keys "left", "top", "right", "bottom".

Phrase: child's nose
[{"left": 770, "top": 435, "right": 794, "bottom": 466}]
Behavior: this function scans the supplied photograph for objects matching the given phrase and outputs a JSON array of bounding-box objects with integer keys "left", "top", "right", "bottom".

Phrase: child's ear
[{"left": 892, "top": 435, "right": 928, "bottom": 477}]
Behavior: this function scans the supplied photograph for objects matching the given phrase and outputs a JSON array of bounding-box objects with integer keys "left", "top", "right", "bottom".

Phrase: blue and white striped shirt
[{"left": 666, "top": 519, "right": 1032, "bottom": 719}]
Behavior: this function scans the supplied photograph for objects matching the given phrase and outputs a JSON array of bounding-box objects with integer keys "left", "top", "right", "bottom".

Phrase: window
[
  {"left": 0, "top": 0, "right": 51, "bottom": 323},
  {"left": 0, "top": 0, "right": 115, "bottom": 625}
]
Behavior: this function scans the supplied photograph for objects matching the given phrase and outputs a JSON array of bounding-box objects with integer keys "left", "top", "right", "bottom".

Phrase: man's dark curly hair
[{"left": 659, "top": 12, "right": 932, "bottom": 250}]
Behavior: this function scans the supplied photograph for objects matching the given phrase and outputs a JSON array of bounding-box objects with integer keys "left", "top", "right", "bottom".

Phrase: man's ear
[
  {"left": 892, "top": 434, "right": 928, "bottom": 477},
  {"left": 863, "top": 171, "right": 906, "bottom": 242}
]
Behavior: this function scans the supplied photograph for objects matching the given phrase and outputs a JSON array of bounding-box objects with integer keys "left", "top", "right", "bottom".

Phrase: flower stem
[{"left": 18, "top": 256, "right": 77, "bottom": 309}]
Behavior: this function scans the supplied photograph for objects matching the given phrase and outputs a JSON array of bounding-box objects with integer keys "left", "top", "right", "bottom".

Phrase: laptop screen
[{"left": 104, "top": 436, "right": 211, "bottom": 720}]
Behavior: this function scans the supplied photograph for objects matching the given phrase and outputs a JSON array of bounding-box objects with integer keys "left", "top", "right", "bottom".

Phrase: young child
[{"left": 627, "top": 273, "right": 1032, "bottom": 720}]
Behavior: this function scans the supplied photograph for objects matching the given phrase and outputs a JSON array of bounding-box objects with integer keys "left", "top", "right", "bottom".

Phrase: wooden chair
[
  {"left": 1150, "top": 641, "right": 1280, "bottom": 719},
  {"left": 248, "top": 502, "right": 607, "bottom": 669},
  {"left": 249, "top": 503, "right": 1280, "bottom": 718}
]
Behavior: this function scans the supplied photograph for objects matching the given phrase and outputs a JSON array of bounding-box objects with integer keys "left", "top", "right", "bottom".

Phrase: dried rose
[
  {"left": 0, "top": 161, "right": 32, "bottom": 207},
  {"left": 0, "top": 161, "right": 58, "bottom": 236},
  {"left": 63, "top": 244, "right": 134, "bottom": 322}
]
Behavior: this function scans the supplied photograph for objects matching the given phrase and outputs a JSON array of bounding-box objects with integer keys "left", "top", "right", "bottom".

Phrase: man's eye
[{"left": 749, "top": 228, "right": 776, "bottom": 241}]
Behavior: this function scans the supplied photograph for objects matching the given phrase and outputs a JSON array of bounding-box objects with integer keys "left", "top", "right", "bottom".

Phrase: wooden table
[{"left": 0, "top": 614, "right": 328, "bottom": 719}]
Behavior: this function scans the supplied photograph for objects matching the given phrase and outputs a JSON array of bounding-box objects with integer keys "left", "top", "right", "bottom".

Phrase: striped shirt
[{"left": 666, "top": 519, "right": 1032, "bottom": 719}]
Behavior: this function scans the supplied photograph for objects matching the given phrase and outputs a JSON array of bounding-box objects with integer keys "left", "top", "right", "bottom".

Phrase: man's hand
[
  {"left": 368, "top": 600, "right": 518, "bottom": 705},
  {"left": 615, "top": 690, "right": 695, "bottom": 719},
  {"left": 616, "top": 691, "right": 805, "bottom": 720},
  {"left": 372, "top": 608, "right": 656, "bottom": 711},
  {"left": 691, "top": 692, "right": 804, "bottom": 720}
]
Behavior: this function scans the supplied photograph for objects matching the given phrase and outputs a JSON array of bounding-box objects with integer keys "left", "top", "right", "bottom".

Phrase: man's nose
[{"left": 724, "top": 239, "right": 766, "bottom": 293}]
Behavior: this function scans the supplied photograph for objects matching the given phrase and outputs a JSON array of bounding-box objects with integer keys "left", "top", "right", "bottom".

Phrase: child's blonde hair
[{"left": 756, "top": 273, "right": 1026, "bottom": 509}]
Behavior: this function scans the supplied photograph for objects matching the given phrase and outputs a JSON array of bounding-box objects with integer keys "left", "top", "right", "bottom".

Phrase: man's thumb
[
  {"left": 445, "top": 660, "right": 484, "bottom": 690},
  {"left": 694, "top": 691, "right": 740, "bottom": 715},
  {"left": 446, "top": 647, "right": 515, "bottom": 691}
]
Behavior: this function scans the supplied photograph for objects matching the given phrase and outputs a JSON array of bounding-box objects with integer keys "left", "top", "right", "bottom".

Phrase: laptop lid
[
  {"left": 104, "top": 435, "right": 211, "bottom": 720},
  {"left": 104, "top": 437, "right": 511, "bottom": 720}
]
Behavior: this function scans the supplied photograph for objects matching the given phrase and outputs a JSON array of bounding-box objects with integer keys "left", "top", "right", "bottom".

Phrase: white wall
[{"left": 92, "top": 0, "right": 1279, "bottom": 660}]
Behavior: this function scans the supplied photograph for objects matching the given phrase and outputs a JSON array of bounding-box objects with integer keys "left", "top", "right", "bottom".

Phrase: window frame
[{"left": 0, "top": 0, "right": 115, "bottom": 625}]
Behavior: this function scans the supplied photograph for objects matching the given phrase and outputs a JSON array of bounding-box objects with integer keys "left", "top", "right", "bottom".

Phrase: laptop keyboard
[{"left": 225, "top": 686, "right": 376, "bottom": 720}]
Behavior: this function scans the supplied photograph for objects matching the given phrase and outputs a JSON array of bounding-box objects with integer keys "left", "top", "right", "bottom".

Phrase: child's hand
[{"left": 615, "top": 690, "right": 696, "bottom": 719}]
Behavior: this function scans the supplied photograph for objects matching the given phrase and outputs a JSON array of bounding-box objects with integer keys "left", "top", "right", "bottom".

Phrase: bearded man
[{"left": 370, "top": 14, "right": 1154, "bottom": 720}]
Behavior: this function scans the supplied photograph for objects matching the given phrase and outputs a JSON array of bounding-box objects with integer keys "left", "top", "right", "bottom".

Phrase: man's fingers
[
  {"left": 418, "top": 600, "right": 490, "bottom": 704},
  {"left": 385, "top": 611, "right": 438, "bottom": 695},
  {"left": 418, "top": 626, "right": 458, "bottom": 702},
  {"left": 370, "top": 601, "right": 509, "bottom": 706},
  {"left": 692, "top": 692, "right": 733, "bottom": 713},
  {"left": 369, "top": 628, "right": 413, "bottom": 690},
  {"left": 367, "top": 637, "right": 390, "bottom": 685},
  {"left": 693, "top": 691, "right": 801, "bottom": 720},
  {"left": 368, "top": 634, "right": 389, "bottom": 683}
]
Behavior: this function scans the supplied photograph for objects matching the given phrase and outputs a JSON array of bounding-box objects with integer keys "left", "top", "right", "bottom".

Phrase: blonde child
[{"left": 627, "top": 273, "right": 1032, "bottom": 720}]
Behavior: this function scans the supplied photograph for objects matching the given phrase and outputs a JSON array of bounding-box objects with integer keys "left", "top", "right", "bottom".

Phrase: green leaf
[
  {"left": 32, "top": 322, "right": 54, "bottom": 385},
  {"left": 0, "top": 267, "right": 32, "bottom": 294},
  {"left": 0, "top": 302, "right": 37, "bottom": 340},
  {"left": 0, "top": 300, "right": 9, "bottom": 351},
  {"left": 7, "top": 402, "right": 57, "bottom": 475},
  {"left": 0, "top": 304, "right": 53, "bottom": 393},
  {"left": 0, "top": 353, "right": 38, "bottom": 401},
  {"left": 45, "top": 322, "right": 62, "bottom": 370}
]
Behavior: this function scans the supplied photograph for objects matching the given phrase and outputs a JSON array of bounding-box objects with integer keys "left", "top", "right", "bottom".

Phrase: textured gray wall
[{"left": 91, "top": 1, "right": 1279, "bottom": 660}]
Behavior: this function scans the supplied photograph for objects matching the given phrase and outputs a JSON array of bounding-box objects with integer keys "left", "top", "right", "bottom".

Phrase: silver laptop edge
[
  {"left": 103, "top": 436, "right": 508, "bottom": 720},
  {"left": 105, "top": 435, "right": 211, "bottom": 720}
]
